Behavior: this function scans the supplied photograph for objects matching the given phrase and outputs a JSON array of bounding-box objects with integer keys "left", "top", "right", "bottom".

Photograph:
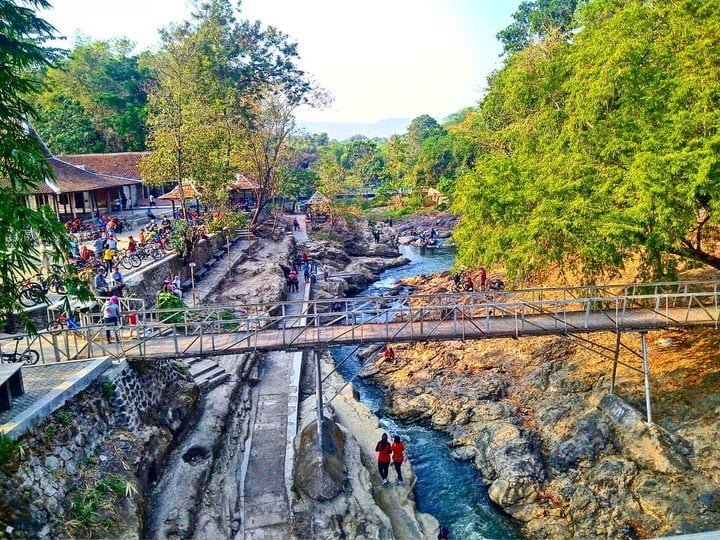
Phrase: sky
[{"left": 40, "top": 0, "right": 521, "bottom": 125}]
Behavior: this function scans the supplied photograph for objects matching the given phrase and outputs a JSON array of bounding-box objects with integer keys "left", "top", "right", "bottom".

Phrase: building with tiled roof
[
  {"left": 17, "top": 127, "right": 143, "bottom": 218},
  {"left": 60, "top": 152, "right": 148, "bottom": 180}
]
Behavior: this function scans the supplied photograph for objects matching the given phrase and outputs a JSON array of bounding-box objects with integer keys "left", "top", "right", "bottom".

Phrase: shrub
[{"left": 156, "top": 292, "right": 186, "bottom": 324}]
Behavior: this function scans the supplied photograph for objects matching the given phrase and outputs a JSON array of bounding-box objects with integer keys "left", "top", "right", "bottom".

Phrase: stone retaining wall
[
  {"left": 125, "top": 235, "right": 225, "bottom": 305},
  {"left": 0, "top": 359, "right": 199, "bottom": 539}
]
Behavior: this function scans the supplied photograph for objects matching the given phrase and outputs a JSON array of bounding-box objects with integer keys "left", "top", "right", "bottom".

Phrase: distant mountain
[{"left": 297, "top": 118, "right": 411, "bottom": 141}]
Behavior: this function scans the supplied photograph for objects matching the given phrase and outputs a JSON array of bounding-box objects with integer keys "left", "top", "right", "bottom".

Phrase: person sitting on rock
[
  {"left": 464, "top": 274, "right": 474, "bottom": 292},
  {"left": 383, "top": 345, "right": 396, "bottom": 364}
]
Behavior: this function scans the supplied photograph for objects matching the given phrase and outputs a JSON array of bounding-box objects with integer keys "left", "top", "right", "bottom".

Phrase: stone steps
[{"left": 183, "top": 358, "right": 231, "bottom": 392}]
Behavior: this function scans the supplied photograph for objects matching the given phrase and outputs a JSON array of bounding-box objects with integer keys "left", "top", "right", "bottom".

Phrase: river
[{"left": 331, "top": 245, "right": 520, "bottom": 539}]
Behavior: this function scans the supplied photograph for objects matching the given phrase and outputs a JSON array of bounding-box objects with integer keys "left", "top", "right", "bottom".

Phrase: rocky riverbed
[{"left": 359, "top": 270, "right": 720, "bottom": 538}]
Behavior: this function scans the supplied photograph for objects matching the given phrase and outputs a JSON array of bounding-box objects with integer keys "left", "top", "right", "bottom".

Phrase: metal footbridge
[
  {"left": 5, "top": 279, "right": 719, "bottom": 361},
  {"left": 3, "top": 279, "right": 720, "bottom": 424}
]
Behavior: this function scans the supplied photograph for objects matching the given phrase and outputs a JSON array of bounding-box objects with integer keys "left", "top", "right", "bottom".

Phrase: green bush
[
  {"left": 102, "top": 381, "right": 114, "bottom": 401},
  {"left": 206, "top": 212, "right": 246, "bottom": 236},
  {"left": 156, "top": 292, "right": 186, "bottom": 324},
  {"left": 58, "top": 410, "right": 72, "bottom": 426},
  {"left": 0, "top": 434, "right": 23, "bottom": 465}
]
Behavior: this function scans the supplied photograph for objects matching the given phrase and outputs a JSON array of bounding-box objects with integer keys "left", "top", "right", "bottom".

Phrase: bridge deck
[{"left": 120, "top": 306, "right": 715, "bottom": 360}]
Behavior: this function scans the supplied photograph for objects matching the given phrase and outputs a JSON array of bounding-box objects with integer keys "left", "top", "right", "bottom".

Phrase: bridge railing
[{"left": 2, "top": 285, "right": 719, "bottom": 361}]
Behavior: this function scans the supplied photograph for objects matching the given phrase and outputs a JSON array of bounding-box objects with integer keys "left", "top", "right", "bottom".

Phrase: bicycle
[
  {"left": 119, "top": 250, "right": 142, "bottom": 269},
  {"left": 0, "top": 336, "right": 39, "bottom": 365},
  {"left": 46, "top": 313, "right": 81, "bottom": 335}
]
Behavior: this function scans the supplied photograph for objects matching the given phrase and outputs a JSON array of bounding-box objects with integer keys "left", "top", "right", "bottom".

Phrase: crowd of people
[{"left": 287, "top": 250, "right": 330, "bottom": 292}]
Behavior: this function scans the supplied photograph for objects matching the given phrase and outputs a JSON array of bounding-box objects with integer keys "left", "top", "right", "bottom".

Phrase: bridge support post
[
  {"left": 314, "top": 350, "right": 324, "bottom": 466},
  {"left": 640, "top": 332, "right": 653, "bottom": 424},
  {"left": 610, "top": 332, "right": 621, "bottom": 394}
]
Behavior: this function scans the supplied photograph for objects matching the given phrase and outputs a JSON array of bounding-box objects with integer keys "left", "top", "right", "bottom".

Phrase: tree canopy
[
  {"left": 0, "top": 0, "right": 89, "bottom": 330},
  {"left": 453, "top": 0, "right": 720, "bottom": 280}
]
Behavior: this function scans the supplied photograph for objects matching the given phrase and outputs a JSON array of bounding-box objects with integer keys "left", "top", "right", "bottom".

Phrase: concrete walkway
[
  {"left": 239, "top": 215, "right": 307, "bottom": 539},
  {"left": 0, "top": 358, "right": 111, "bottom": 437}
]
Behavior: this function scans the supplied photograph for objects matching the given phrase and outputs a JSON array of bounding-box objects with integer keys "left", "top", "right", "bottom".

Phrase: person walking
[
  {"left": 301, "top": 250, "right": 309, "bottom": 264},
  {"left": 322, "top": 263, "right": 329, "bottom": 282},
  {"left": 293, "top": 217, "right": 300, "bottom": 231},
  {"left": 148, "top": 194, "right": 156, "bottom": 207},
  {"left": 102, "top": 295, "right": 121, "bottom": 343},
  {"left": 375, "top": 433, "right": 392, "bottom": 485},
  {"left": 288, "top": 269, "right": 299, "bottom": 293},
  {"left": 391, "top": 435, "right": 405, "bottom": 484}
]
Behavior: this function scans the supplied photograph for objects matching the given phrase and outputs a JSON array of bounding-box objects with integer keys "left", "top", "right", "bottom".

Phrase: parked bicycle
[
  {"left": 119, "top": 249, "right": 142, "bottom": 269},
  {"left": 0, "top": 336, "right": 39, "bottom": 365},
  {"left": 46, "top": 313, "right": 81, "bottom": 334}
]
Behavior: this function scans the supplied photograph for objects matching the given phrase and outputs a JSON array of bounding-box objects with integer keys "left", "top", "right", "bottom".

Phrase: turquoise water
[{"left": 331, "top": 245, "right": 520, "bottom": 539}]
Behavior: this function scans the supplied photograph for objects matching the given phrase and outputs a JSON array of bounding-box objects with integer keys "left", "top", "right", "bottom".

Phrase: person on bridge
[
  {"left": 375, "top": 433, "right": 392, "bottom": 485},
  {"left": 383, "top": 345, "right": 396, "bottom": 364},
  {"left": 391, "top": 435, "right": 405, "bottom": 484},
  {"left": 102, "top": 296, "right": 121, "bottom": 344}
]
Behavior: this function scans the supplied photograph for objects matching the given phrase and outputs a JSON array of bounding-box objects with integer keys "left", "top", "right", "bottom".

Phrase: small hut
[
  {"left": 229, "top": 174, "right": 259, "bottom": 209},
  {"left": 158, "top": 182, "right": 202, "bottom": 215}
]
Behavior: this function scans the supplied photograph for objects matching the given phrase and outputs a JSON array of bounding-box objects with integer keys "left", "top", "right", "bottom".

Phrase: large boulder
[{"left": 549, "top": 412, "right": 615, "bottom": 471}]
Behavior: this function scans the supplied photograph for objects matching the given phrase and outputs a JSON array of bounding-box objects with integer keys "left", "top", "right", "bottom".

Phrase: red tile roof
[
  {"left": 46, "top": 157, "right": 140, "bottom": 193},
  {"left": 231, "top": 173, "right": 259, "bottom": 191},
  {"left": 60, "top": 152, "right": 148, "bottom": 180}
]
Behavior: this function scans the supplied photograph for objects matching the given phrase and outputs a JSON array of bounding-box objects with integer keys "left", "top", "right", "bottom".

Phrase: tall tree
[
  {"left": 497, "top": 0, "right": 588, "bottom": 54},
  {"left": 142, "top": 0, "right": 323, "bottom": 227},
  {"left": 454, "top": 0, "right": 720, "bottom": 280},
  {"left": 33, "top": 38, "right": 150, "bottom": 152},
  {"left": 0, "top": 0, "right": 88, "bottom": 330}
]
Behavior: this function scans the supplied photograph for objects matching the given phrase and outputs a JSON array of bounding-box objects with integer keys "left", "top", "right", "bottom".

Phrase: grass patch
[
  {"left": 0, "top": 434, "right": 24, "bottom": 466},
  {"left": 67, "top": 474, "right": 132, "bottom": 533},
  {"left": 58, "top": 410, "right": 72, "bottom": 426},
  {"left": 102, "top": 381, "right": 114, "bottom": 401}
]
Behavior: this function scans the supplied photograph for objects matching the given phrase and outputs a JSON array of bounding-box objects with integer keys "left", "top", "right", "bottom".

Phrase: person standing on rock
[
  {"left": 322, "top": 263, "right": 329, "bottom": 282},
  {"left": 375, "top": 433, "right": 392, "bottom": 485},
  {"left": 391, "top": 435, "right": 405, "bottom": 484}
]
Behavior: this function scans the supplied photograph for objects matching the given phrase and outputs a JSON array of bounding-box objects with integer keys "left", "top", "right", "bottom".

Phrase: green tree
[
  {"left": 497, "top": 0, "right": 588, "bottom": 54},
  {"left": 454, "top": 0, "right": 720, "bottom": 281},
  {"left": 0, "top": 0, "right": 89, "bottom": 330},
  {"left": 34, "top": 38, "right": 150, "bottom": 152}
]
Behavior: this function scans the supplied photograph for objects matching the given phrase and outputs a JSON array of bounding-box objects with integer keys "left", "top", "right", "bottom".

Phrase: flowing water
[{"left": 331, "top": 244, "right": 520, "bottom": 539}]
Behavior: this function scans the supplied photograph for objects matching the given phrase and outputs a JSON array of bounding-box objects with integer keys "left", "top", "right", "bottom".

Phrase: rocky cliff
[{"left": 360, "top": 273, "right": 720, "bottom": 538}]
